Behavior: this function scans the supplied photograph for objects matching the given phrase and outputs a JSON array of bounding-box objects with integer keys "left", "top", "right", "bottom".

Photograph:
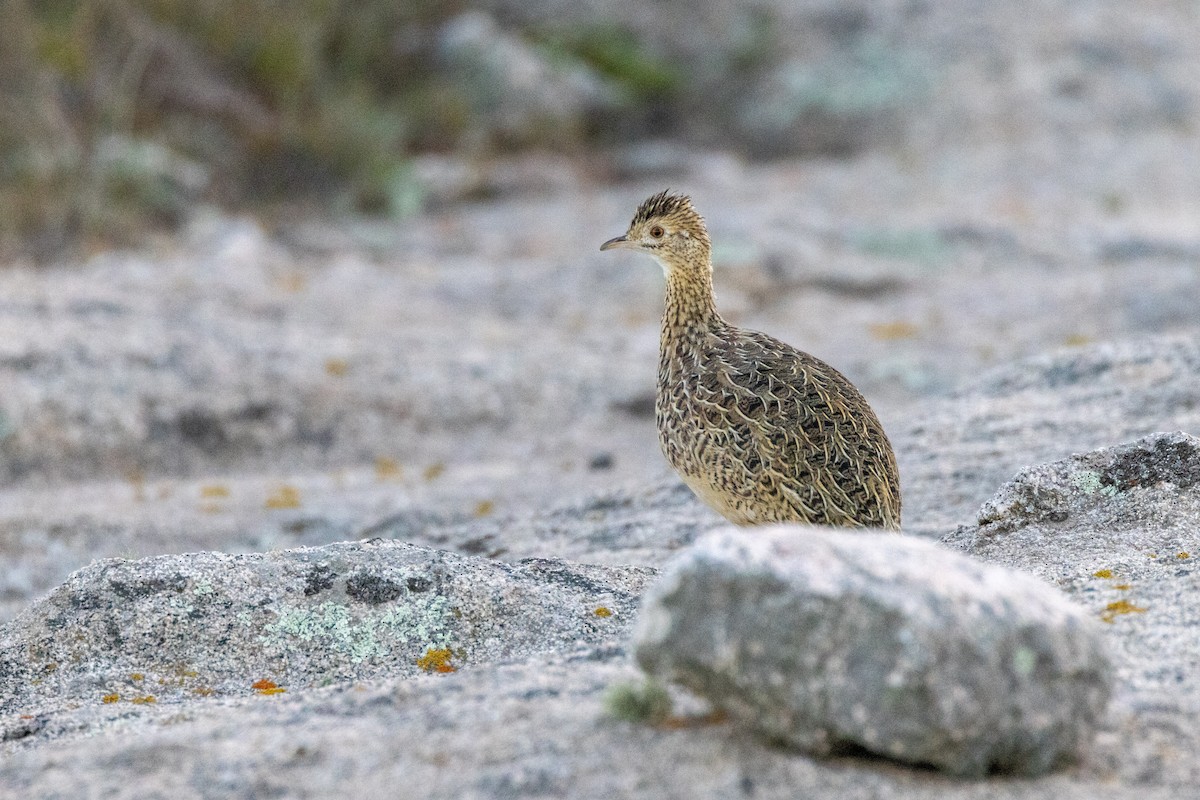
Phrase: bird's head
[{"left": 600, "top": 190, "right": 711, "bottom": 276}]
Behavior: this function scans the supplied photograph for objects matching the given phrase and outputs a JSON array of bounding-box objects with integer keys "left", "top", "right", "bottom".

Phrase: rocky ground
[{"left": 3, "top": 1, "right": 1200, "bottom": 797}]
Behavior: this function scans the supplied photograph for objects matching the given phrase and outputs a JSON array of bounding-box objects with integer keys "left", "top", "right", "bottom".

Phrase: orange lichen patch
[
  {"left": 1178, "top": 552, "right": 1191, "bottom": 559},
  {"left": 423, "top": 463, "right": 446, "bottom": 481},
  {"left": 324, "top": 358, "right": 349, "bottom": 377},
  {"left": 102, "top": 693, "right": 119, "bottom": 704},
  {"left": 1113, "top": 584, "right": 1131, "bottom": 591},
  {"left": 374, "top": 456, "right": 403, "bottom": 481},
  {"left": 473, "top": 500, "right": 494, "bottom": 518},
  {"left": 200, "top": 484, "right": 230, "bottom": 498},
  {"left": 417, "top": 647, "right": 458, "bottom": 674},
  {"left": 869, "top": 321, "right": 919, "bottom": 341},
  {"left": 192, "top": 687, "right": 215, "bottom": 697},
  {"left": 265, "top": 485, "right": 302, "bottom": 509},
  {"left": 594, "top": 607, "right": 613, "bottom": 618},
  {"left": 1101, "top": 600, "right": 1147, "bottom": 623},
  {"left": 130, "top": 695, "right": 157, "bottom": 705},
  {"left": 1092, "top": 569, "right": 1113, "bottom": 579},
  {"left": 252, "top": 679, "right": 287, "bottom": 695}
]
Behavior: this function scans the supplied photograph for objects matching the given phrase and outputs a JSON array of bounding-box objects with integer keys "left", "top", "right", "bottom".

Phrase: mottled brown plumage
[{"left": 601, "top": 190, "right": 901, "bottom": 529}]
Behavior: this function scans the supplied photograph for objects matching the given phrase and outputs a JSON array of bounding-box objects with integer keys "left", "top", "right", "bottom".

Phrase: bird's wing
[{"left": 710, "top": 328, "right": 901, "bottom": 526}]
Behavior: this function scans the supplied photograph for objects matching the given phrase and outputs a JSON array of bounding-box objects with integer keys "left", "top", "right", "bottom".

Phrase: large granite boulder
[{"left": 635, "top": 526, "right": 1112, "bottom": 777}]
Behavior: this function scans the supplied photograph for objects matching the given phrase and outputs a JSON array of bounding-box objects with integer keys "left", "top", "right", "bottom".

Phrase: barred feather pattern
[{"left": 656, "top": 315, "right": 902, "bottom": 529}]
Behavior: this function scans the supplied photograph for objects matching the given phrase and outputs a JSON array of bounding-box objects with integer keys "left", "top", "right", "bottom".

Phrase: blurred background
[
  {"left": 6, "top": 0, "right": 1195, "bottom": 260},
  {"left": 1, "top": 0, "right": 1199, "bottom": 617},
  {"left": 4, "top": 0, "right": 930, "bottom": 258}
]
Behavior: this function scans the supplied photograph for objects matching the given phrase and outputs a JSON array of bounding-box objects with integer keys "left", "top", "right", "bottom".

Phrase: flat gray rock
[
  {"left": 971, "top": 431, "right": 1200, "bottom": 535},
  {"left": 944, "top": 431, "right": 1200, "bottom": 783},
  {"left": 634, "top": 526, "right": 1112, "bottom": 777},
  {"left": 0, "top": 540, "right": 653, "bottom": 728}
]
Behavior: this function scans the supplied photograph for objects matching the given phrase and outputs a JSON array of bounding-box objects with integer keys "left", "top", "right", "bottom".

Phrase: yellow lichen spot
[
  {"left": 252, "top": 679, "right": 287, "bottom": 695},
  {"left": 102, "top": 693, "right": 119, "bottom": 704},
  {"left": 1113, "top": 584, "right": 1131, "bottom": 591},
  {"left": 1178, "top": 552, "right": 1190, "bottom": 559},
  {"left": 1100, "top": 600, "right": 1148, "bottom": 623},
  {"left": 127, "top": 469, "right": 147, "bottom": 502},
  {"left": 277, "top": 272, "right": 307, "bottom": 293},
  {"left": 417, "top": 647, "right": 458, "bottom": 674},
  {"left": 1063, "top": 333, "right": 1093, "bottom": 347},
  {"left": 473, "top": 500, "right": 494, "bottom": 518},
  {"left": 130, "top": 673, "right": 144, "bottom": 682},
  {"left": 1148, "top": 553, "right": 1158, "bottom": 559},
  {"left": 374, "top": 456, "right": 403, "bottom": 481},
  {"left": 192, "top": 687, "right": 215, "bottom": 697},
  {"left": 1092, "top": 569, "right": 1113, "bottom": 579},
  {"left": 423, "top": 463, "right": 445, "bottom": 481},
  {"left": 265, "top": 485, "right": 302, "bottom": 510},
  {"left": 324, "top": 358, "right": 349, "bottom": 377},
  {"left": 594, "top": 607, "right": 613, "bottom": 618},
  {"left": 130, "top": 695, "right": 157, "bottom": 705},
  {"left": 869, "top": 321, "right": 920, "bottom": 341},
  {"left": 200, "top": 484, "right": 230, "bottom": 498}
]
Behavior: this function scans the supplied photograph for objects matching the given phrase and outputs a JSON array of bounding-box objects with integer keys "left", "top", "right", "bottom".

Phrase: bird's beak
[{"left": 600, "top": 235, "right": 632, "bottom": 252}]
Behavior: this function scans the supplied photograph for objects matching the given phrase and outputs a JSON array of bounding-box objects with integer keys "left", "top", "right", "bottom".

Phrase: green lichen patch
[
  {"left": 1072, "top": 470, "right": 1108, "bottom": 496},
  {"left": 261, "top": 594, "right": 455, "bottom": 664},
  {"left": 1010, "top": 647, "right": 1037, "bottom": 677}
]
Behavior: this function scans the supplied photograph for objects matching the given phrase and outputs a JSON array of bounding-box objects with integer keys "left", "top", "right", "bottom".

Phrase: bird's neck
[{"left": 661, "top": 256, "right": 721, "bottom": 343}]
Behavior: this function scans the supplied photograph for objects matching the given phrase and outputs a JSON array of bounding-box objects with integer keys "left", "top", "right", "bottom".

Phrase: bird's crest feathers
[
  {"left": 631, "top": 190, "right": 694, "bottom": 226},
  {"left": 630, "top": 190, "right": 709, "bottom": 247}
]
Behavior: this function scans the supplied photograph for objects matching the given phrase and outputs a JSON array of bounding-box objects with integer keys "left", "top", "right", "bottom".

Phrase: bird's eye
[{"left": 649, "top": 225, "right": 665, "bottom": 238}]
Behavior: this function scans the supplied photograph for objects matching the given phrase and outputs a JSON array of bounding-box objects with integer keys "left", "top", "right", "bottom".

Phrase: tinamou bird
[{"left": 600, "top": 190, "right": 901, "bottom": 529}]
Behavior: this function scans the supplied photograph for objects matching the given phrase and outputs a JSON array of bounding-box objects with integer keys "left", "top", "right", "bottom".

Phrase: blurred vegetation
[
  {"left": 0, "top": 0, "right": 905, "bottom": 261},
  {"left": 1, "top": 0, "right": 470, "bottom": 259},
  {"left": 533, "top": 24, "right": 682, "bottom": 101},
  {"left": 2, "top": 0, "right": 717, "bottom": 261}
]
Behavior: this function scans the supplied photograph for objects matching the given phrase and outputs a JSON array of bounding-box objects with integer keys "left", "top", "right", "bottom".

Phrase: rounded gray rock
[{"left": 634, "top": 526, "right": 1113, "bottom": 777}]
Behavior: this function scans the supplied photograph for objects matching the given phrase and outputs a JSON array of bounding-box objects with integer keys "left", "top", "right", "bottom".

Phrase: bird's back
[{"left": 657, "top": 321, "right": 901, "bottom": 529}]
